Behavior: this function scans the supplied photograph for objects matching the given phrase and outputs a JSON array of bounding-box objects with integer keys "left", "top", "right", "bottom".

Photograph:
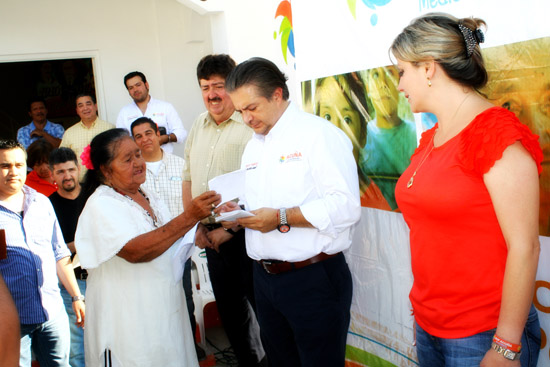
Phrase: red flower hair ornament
[{"left": 80, "top": 145, "right": 94, "bottom": 170}]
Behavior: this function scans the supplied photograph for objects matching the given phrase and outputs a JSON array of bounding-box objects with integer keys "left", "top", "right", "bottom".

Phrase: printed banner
[{"left": 281, "top": 0, "right": 550, "bottom": 365}]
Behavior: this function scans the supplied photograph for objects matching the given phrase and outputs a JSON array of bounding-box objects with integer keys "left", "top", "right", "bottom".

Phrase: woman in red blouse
[{"left": 392, "top": 13, "right": 542, "bottom": 367}]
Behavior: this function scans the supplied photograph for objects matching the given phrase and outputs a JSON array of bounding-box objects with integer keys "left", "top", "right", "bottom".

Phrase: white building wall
[
  {"left": 0, "top": 0, "right": 212, "bottom": 141},
  {"left": 0, "top": 0, "right": 297, "bottom": 153}
]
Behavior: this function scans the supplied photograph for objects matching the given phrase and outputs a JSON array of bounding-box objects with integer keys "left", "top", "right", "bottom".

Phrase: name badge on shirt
[
  {"left": 279, "top": 151, "right": 303, "bottom": 163},
  {"left": 170, "top": 176, "right": 182, "bottom": 181},
  {"left": 246, "top": 162, "right": 258, "bottom": 170}
]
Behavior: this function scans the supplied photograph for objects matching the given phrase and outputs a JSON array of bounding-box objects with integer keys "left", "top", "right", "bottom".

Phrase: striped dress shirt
[{"left": 0, "top": 185, "right": 70, "bottom": 324}]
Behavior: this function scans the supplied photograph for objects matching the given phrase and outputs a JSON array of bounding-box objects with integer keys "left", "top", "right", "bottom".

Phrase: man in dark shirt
[{"left": 49, "top": 147, "right": 86, "bottom": 367}]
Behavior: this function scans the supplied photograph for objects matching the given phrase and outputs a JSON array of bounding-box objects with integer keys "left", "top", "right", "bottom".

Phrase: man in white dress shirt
[
  {"left": 224, "top": 57, "right": 361, "bottom": 367},
  {"left": 116, "top": 71, "right": 186, "bottom": 154}
]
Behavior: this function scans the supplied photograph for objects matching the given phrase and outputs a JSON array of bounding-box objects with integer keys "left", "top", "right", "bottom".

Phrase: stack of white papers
[
  {"left": 208, "top": 169, "right": 246, "bottom": 205},
  {"left": 215, "top": 209, "right": 255, "bottom": 222}
]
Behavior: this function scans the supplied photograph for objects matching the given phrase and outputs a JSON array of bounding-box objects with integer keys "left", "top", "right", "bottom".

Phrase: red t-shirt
[{"left": 395, "top": 106, "right": 542, "bottom": 338}]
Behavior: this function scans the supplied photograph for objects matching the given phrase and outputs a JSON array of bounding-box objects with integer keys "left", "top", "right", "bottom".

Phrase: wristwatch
[
  {"left": 72, "top": 295, "right": 85, "bottom": 302},
  {"left": 492, "top": 342, "right": 520, "bottom": 360},
  {"left": 277, "top": 208, "right": 291, "bottom": 233}
]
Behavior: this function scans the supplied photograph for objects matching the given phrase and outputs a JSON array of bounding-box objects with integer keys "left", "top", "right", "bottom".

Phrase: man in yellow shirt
[
  {"left": 183, "top": 54, "right": 265, "bottom": 366},
  {"left": 60, "top": 94, "right": 113, "bottom": 181}
]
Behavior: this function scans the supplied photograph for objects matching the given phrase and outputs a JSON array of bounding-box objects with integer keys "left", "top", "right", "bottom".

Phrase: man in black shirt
[{"left": 49, "top": 147, "right": 86, "bottom": 367}]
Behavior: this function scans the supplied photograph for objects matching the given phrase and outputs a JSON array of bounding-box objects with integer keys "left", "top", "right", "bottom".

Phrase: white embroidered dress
[{"left": 75, "top": 185, "right": 197, "bottom": 367}]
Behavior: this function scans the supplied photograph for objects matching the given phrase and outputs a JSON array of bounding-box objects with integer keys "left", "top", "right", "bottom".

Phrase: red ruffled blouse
[{"left": 395, "top": 106, "right": 542, "bottom": 338}]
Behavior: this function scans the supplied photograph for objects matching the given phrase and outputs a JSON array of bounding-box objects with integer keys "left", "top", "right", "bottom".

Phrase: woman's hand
[
  {"left": 215, "top": 200, "right": 240, "bottom": 214},
  {"left": 186, "top": 190, "right": 221, "bottom": 222}
]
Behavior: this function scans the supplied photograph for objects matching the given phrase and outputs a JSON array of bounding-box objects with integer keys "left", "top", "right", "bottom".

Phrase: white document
[
  {"left": 215, "top": 209, "right": 255, "bottom": 222},
  {"left": 208, "top": 169, "right": 246, "bottom": 205},
  {"left": 171, "top": 223, "right": 198, "bottom": 282}
]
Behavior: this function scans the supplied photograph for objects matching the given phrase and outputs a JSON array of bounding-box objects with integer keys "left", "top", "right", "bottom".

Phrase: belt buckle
[{"left": 261, "top": 260, "right": 274, "bottom": 274}]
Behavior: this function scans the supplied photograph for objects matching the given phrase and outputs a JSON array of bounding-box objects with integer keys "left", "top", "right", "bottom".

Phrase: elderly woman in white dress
[{"left": 75, "top": 128, "right": 220, "bottom": 366}]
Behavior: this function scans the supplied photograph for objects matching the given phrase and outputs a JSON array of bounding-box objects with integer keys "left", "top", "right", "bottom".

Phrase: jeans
[
  {"left": 60, "top": 280, "right": 86, "bottom": 367},
  {"left": 20, "top": 304, "right": 70, "bottom": 367},
  {"left": 415, "top": 305, "right": 540, "bottom": 367}
]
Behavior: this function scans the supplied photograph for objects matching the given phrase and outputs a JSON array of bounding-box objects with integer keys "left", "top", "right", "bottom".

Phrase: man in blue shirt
[
  {"left": 17, "top": 98, "right": 64, "bottom": 149},
  {"left": 0, "top": 139, "right": 84, "bottom": 367}
]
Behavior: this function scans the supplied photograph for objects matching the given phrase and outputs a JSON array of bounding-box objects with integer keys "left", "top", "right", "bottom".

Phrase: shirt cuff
[
  {"left": 173, "top": 129, "right": 188, "bottom": 144},
  {"left": 300, "top": 200, "right": 336, "bottom": 238}
]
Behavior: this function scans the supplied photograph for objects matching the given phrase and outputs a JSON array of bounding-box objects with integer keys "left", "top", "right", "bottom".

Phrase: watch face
[
  {"left": 503, "top": 350, "right": 517, "bottom": 360},
  {"left": 278, "top": 224, "right": 291, "bottom": 233}
]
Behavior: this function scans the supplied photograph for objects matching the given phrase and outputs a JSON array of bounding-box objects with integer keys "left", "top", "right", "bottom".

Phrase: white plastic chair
[{"left": 190, "top": 246, "right": 216, "bottom": 348}]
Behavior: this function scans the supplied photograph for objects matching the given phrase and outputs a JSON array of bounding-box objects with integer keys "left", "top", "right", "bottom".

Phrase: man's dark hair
[
  {"left": 196, "top": 54, "right": 237, "bottom": 83},
  {"left": 0, "top": 139, "right": 25, "bottom": 151},
  {"left": 130, "top": 117, "right": 158, "bottom": 136},
  {"left": 124, "top": 71, "right": 147, "bottom": 89},
  {"left": 26, "top": 139, "right": 54, "bottom": 168},
  {"left": 225, "top": 57, "right": 289, "bottom": 100},
  {"left": 28, "top": 97, "right": 46, "bottom": 111},
  {"left": 49, "top": 147, "right": 78, "bottom": 168},
  {"left": 75, "top": 93, "right": 97, "bottom": 105}
]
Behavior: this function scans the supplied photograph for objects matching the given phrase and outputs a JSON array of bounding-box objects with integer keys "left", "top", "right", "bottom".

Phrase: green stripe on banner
[{"left": 346, "top": 345, "right": 398, "bottom": 367}]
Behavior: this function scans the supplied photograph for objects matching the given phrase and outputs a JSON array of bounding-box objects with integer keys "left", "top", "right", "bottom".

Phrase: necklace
[
  {"left": 111, "top": 186, "right": 160, "bottom": 227},
  {"left": 407, "top": 133, "right": 435, "bottom": 188},
  {"left": 406, "top": 92, "right": 472, "bottom": 189}
]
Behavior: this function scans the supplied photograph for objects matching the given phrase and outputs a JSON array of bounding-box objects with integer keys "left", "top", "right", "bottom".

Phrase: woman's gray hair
[{"left": 390, "top": 12, "right": 488, "bottom": 90}]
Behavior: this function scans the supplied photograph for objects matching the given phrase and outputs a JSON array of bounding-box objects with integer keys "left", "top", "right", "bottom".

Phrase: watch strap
[
  {"left": 72, "top": 295, "right": 85, "bottom": 302},
  {"left": 492, "top": 342, "right": 520, "bottom": 361}
]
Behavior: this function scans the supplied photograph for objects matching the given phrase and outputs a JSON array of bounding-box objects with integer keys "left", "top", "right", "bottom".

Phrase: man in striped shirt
[{"left": 0, "top": 139, "right": 85, "bottom": 367}]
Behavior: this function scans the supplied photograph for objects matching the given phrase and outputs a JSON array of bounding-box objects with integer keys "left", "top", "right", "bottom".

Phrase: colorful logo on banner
[
  {"left": 347, "top": 0, "right": 392, "bottom": 25},
  {"left": 274, "top": 0, "right": 295, "bottom": 66}
]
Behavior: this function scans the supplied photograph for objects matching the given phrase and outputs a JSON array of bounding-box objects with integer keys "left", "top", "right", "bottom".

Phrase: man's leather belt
[{"left": 257, "top": 252, "right": 340, "bottom": 275}]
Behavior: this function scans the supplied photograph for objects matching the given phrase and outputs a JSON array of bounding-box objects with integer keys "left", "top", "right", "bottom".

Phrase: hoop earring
[{"left": 427, "top": 78, "right": 432, "bottom": 87}]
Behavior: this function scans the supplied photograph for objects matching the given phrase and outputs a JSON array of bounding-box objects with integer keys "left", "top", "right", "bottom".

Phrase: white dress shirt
[
  {"left": 116, "top": 96, "right": 187, "bottom": 154},
  {"left": 241, "top": 102, "right": 361, "bottom": 262}
]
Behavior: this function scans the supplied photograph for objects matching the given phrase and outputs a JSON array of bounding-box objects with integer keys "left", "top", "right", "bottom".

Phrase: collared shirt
[
  {"left": 116, "top": 96, "right": 187, "bottom": 154},
  {"left": 60, "top": 118, "right": 114, "bottom": 181},
  {"left": 17, "top": 121, "right": 65, "bottom": 149},
  {"left": 141, "top": 150, "right": 185, "bottom": 219},
  {"left": 183, "top": 111, "right": 253, "bottom": 197},
  {"left": 0, "top": 186, "right": 70, "bottom": 324},
  {"left": 241, "top": 102, "right": 361, "bottom": 262}
]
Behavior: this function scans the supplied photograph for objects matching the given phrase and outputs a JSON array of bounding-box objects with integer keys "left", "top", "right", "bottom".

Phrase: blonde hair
[{"left": 391, "top": 12, "right": 488, "bottom": 89}]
